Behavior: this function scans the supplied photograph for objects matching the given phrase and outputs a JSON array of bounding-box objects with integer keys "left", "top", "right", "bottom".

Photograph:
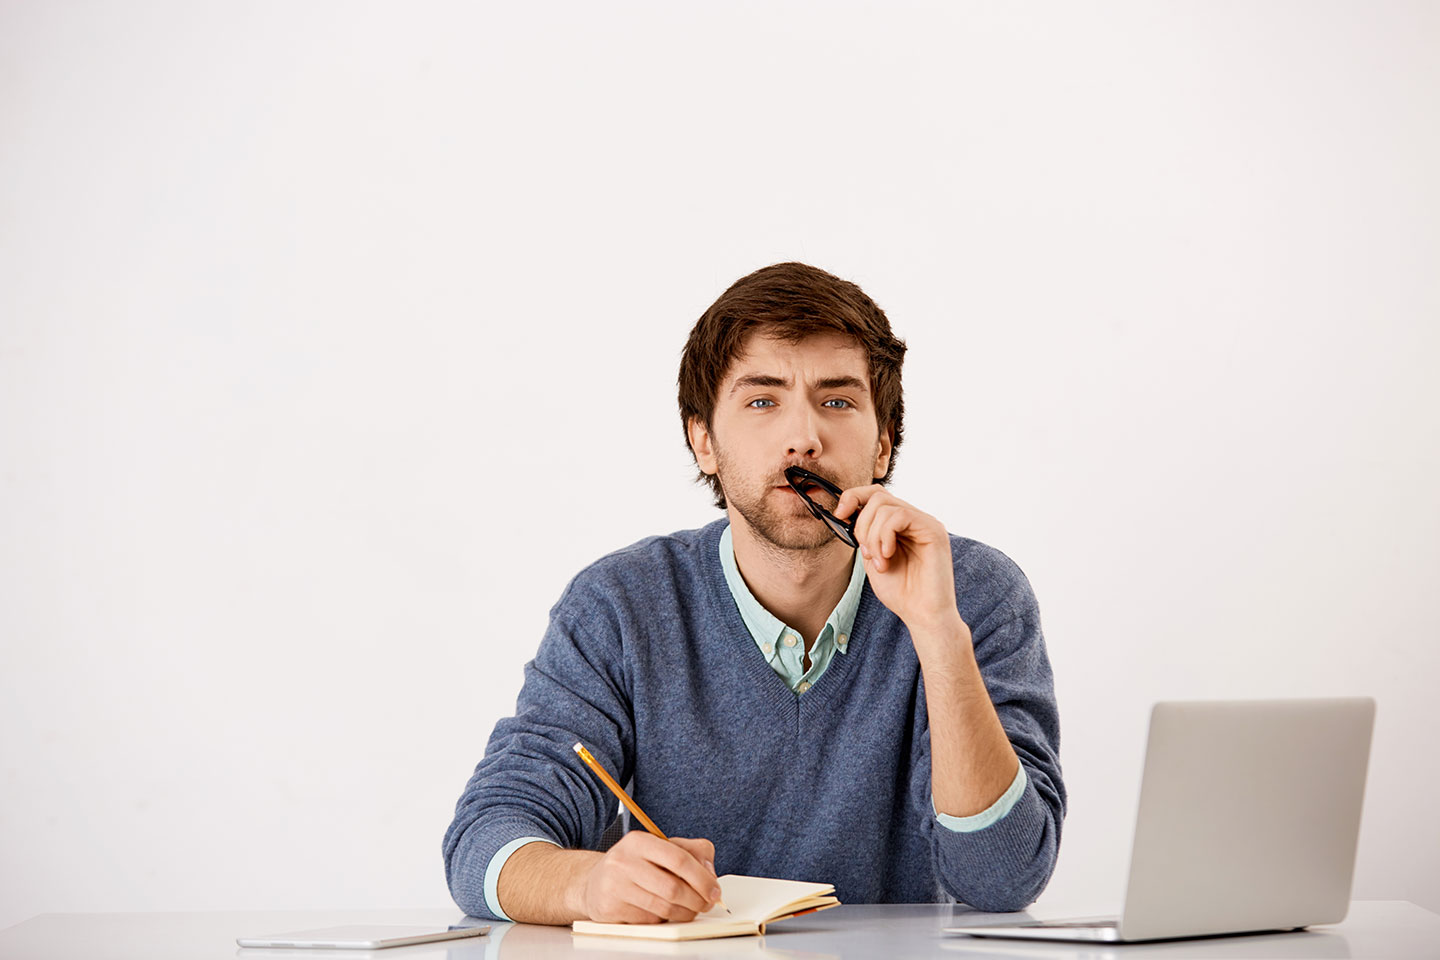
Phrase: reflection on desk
[{"left": 0, "top": 901, "right": 1434, "bottom": 960}]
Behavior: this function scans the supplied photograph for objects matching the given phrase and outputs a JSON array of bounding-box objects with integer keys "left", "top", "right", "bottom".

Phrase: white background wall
[{"left": 2, "top": 0, "right": 1436, "bottom": 933}]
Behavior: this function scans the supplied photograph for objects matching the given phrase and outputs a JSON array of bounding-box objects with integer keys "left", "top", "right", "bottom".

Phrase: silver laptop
[{"left": 945, "top": 697, "right": 1374, "bottom": 943}]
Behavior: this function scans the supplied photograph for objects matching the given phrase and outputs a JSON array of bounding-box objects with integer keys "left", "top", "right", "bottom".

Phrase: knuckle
[
  {"left": 624, "top": 904, "right": 659, "bottom": 924},
  {"left": 595, "top": 893, "right": 632, "bottom": 923},
  {"left": 599, "top": 874, "right": 627, "bottom": 903}
]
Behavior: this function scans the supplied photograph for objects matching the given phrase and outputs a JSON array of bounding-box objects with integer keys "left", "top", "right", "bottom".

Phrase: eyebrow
[{"left": 727, "top": 374, "right": 869, "bottom": 397}]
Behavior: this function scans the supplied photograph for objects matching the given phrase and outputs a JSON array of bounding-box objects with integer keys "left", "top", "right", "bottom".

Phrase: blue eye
[
  {"left": 748, "top": 399, "right": 775, "bottom": 408},
  {"left": 824, "top": 399, "right": 851, "bottom": 409}
]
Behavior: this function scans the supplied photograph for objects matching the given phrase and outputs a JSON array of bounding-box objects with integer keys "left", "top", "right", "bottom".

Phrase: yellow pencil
[{"left": 572, "top": 742, "right": 729, "bottom": 915}]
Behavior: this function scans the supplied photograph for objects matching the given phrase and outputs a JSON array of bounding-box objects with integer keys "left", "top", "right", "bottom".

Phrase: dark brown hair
[{"left": 678, "top": 262, "right": 907, "bottom": 510}]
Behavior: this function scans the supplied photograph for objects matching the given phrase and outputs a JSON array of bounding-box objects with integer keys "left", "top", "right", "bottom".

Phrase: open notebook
[{"left": 572, "top": 875, "right": 840, "bottom": 941}]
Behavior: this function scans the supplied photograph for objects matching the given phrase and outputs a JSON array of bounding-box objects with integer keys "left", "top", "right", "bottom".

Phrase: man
[{"left": 443, "top": 262, "right": 1064, "bottom": 925}]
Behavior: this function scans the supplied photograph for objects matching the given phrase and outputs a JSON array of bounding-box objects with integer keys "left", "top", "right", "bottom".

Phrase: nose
[{"left": 783, "top": 404, "right": 822, "bottom": 460}]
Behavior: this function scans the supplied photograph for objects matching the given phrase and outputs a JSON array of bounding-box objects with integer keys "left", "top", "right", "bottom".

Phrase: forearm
[
  {"left": 913, "top": 615, "right": 1020, "bottom": 817},
  {"left": 496, "top": 841, "right": 602, "bottom": 925}
]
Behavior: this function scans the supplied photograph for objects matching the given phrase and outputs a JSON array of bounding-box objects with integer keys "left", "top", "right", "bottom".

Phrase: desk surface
[{"left": 1, "top": 901, "right": 1435, "bottom": 960}]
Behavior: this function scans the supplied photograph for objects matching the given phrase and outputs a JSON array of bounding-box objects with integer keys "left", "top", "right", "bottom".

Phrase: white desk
[{"left": 1, "top": 901, "right": 1435, "bottom": 960}]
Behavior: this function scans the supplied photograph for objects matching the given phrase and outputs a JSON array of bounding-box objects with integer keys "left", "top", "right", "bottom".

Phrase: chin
[
  {"left": 724, "top": 485, "right": 836, "bottom": 551},
  {"left": 749, "top": 513, "right": 837, "bottom": 552}
]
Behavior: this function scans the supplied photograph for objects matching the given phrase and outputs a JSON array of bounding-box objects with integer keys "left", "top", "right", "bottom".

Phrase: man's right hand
[{"left": 579, "top": 832, "right": 722, "bottom": 923}]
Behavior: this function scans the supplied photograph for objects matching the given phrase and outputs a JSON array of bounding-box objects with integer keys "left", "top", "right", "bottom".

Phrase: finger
[
  {"left": 589, "top": 868, "right": 665, "bottom": 924},
  {"left": 854, "top": 499, "right": 897, "bottom": 560},
  {"left": 851, "top": 490, "right": 887, "bottom": 545},
  {"left": 833, "top": 483, "right": 884, "bottom": 521},
  {"left": 618, "top": 881, "right": 689, "bottom": 923},
  {"left": 628, "top": 861, "right": 709, "bottom": 917},
  {"left": 873, "top": 504, "right": 905, "bottom": 557},
  {"left": 629, "top": 834, "right": 719, "bottom": 907},
  {"left": 866, "top": 505, "right": 906, "bottom": 572},
  {"left": 630, "top": 883, "right": 700, "bottom": 922},
  {"left": 669, "top": 837, "right": 717, "bottom": 881},
  {"left": 609, "top": 901, "right": 665, "bottom": 924}
]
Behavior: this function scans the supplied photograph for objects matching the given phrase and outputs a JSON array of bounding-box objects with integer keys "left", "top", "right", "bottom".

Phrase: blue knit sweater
[{"left": 442, "top": 519, "right": 1065, "bottom": 918}]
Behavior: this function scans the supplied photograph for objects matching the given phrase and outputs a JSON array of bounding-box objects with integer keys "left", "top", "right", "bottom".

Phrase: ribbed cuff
[{"left": 933, "top": 763, "right": 1027, "bottom": 833}]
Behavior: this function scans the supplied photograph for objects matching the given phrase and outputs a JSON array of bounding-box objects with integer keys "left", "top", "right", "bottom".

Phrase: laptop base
[{"left": 944, "top": 920, "right": 1310, "bottom": 944}]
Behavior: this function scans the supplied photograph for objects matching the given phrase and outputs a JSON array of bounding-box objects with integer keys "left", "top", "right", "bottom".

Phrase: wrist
[
  {"left": 563, "top": 849, "right": 604, "bottom": 921},
  {"left": 499, "top": 842, "right": 601, "bottom": 924},
  {"left": 906, "top": 610, "right": 973, "bottom": 665}
]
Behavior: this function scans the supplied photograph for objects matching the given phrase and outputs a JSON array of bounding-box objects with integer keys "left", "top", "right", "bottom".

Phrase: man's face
[{"left": 690, "top": 330, "right": 893, "bottom": 551}]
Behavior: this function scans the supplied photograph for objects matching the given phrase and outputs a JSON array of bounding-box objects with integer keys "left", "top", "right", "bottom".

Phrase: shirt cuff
[
  {"left": 932, "top": 763, "right": 1028, "bottom": 833},
  {"left": 483, "top": 836, "right": 560, "bottom": 921}
]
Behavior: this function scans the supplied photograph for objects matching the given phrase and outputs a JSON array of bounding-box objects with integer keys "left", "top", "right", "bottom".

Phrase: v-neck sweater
[{"left": 442, "top": 518, "right": 1065, "bottom": 920}]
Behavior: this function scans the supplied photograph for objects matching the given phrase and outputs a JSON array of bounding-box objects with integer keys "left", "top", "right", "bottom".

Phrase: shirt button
[
  {"left": 797, "top": 681, "right": 811, "bottom": 693},
  {"left": 783, "top": 634, "right": 798, "bottom": 647},
  {"left": 838, "top": 633, "right": 848, "bottom": 645},
  {"left": 762, "top": 642, "right": 773, "bottom": 655}
]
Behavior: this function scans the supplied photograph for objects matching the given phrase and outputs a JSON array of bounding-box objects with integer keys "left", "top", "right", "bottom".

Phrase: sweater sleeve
[
  {"left": 441, "top": 572, "right": 635, "bottom": 921},
  {"left": 916, "top": 542, "right": 1066, "bottom": 912}
]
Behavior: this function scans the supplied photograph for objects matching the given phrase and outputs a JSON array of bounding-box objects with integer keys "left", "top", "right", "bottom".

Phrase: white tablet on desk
[{"left": 236, "top": 924, "right": 489, "bottom": 949}]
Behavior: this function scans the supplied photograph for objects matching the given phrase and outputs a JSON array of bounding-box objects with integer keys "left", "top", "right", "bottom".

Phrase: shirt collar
[{"left": 719, "top": 524, "right": 865, "bottom": 658}]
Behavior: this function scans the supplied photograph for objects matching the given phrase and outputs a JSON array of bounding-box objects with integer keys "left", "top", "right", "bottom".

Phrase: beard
[{"left": 714, "top": 443, "right": 876, "bottom": 552}]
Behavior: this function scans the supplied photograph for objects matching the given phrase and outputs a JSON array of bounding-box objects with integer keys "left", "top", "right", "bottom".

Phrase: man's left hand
[{"left": 832, "top": 485, "right": 969, "bottom": 644}]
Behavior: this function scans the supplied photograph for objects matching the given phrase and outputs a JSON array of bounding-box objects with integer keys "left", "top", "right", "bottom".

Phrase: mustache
[{"left": 777, "top": 466, "right": 842, "bottom": 491}]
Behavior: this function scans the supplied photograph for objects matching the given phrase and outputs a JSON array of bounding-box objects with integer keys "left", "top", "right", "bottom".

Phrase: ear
[
  {"left": 873, "top": 425, "right": 894, "bottom": 481},
  {"left": 688, "top": 417, "right": 719, "bottom": 476}
]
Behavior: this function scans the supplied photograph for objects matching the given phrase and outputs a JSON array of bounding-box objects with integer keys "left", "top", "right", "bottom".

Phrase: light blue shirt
[
  {"left": 717, "top": 525, "right": 863, "bottom": 694},
  {"left": 719, "top": 524, "right": 1026, "bottom": 833}
]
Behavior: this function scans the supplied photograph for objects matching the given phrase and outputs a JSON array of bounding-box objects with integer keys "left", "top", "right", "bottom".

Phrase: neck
[{"left": 727, "top": 510, "right": 856, "bottom": 645}]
